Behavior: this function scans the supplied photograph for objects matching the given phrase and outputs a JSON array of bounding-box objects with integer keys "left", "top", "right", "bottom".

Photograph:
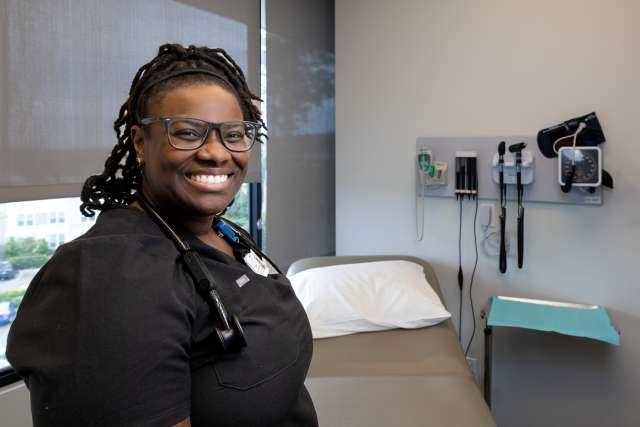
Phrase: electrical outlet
[{"left": 466, "top": 356, "right": 481, "bottom": 385}]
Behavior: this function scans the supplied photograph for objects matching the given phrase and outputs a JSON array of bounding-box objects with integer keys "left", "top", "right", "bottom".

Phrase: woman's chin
[{"left": 186, "top": 198, "right": 233, "bottom": 217}]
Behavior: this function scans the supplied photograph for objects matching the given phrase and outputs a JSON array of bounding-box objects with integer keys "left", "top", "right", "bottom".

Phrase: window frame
[
  {"left": 249, "top": 182, "right": 263, "bottom": 249},
  {"left": 0, "top": 369, "right": 21, "bottom": 388}
]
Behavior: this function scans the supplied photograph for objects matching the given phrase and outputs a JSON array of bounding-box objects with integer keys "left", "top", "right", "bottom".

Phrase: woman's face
[{"left": 131, "top": 83, "right": 250, "bottom": 218}]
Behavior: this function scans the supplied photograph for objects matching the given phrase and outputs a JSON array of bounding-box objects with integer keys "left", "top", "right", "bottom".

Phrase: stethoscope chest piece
[{"left": 217, "top": 314, "right": 247, "bottom": 353}]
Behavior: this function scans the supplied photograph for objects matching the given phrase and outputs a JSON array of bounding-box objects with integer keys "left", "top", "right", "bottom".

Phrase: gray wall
[
  {"left": 265, "top": 0, "right": 335, "bottom": 268},
  {"left": 335, "top": 1, "right": 639, "bottom": 426}
]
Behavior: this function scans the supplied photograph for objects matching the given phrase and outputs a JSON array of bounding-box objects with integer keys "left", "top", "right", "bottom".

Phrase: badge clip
[{"left": 243, "top": 250, "right": 270, "bottom": 276}]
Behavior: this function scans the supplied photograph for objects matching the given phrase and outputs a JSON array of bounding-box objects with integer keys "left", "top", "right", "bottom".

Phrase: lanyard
[{"left": 214, "top": 217, "right": 283, "bottom": 276}]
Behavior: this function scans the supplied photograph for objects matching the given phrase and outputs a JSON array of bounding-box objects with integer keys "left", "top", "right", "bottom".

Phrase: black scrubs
[{"left": 6, "top": 207, "right": 318, "bottom": 427}]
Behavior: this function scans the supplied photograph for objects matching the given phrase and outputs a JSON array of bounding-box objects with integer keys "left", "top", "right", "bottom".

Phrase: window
[
  {"left": 0, "top": 0, "right": 261, "bottom": 203},
  {"left": 16, "top": 214, "right": 34, "bottom": 226},
  {"left": 224, "top": 183, "right": 251, "bottom": 231},
  {"left": 47, "top": 234, "right": 65, "bottom": 250},
  {"left": 0, "top": 192, "right": 255, "bottom": 377},
  {"left": 0, "top": 197, "right": 95, "bottom": 373},
  {"left": 35, "top": 213, "right": 47, "bottom": 225},
  {"left": 49, "top": 212, "right": 64, "bottom": 224}
]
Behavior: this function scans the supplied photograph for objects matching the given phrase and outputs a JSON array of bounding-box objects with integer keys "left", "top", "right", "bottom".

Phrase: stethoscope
[{"left": 138, "top": 194, "right": 282, "bottom": 353}]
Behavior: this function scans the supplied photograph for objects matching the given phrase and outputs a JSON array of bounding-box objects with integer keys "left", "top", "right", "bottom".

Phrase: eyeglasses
[{"left": 140, "top": 117, "right": 261, "bottom": 152}]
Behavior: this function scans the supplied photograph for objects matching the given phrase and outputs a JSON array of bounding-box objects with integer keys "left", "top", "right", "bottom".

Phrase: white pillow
[{"left": 288, "top": 260, "right": 451, "bottom": 339}]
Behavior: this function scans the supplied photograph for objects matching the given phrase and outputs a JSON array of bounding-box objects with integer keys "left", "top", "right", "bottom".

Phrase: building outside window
[
  {"left": 49, "top": 212, "right": 65, "bottom": 224},
  {"left": 35, "top": 213, "right": 47, "bottom": 225}
]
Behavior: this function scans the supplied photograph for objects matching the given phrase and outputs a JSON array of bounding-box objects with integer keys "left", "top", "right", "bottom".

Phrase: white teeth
[{"left": 189, "top": 174, "right": 229, "bottom": 184}]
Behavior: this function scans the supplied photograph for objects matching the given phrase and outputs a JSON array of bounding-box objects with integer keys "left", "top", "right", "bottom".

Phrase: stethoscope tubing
[{"left": 137, "top": 195, "right": 247, "bottom": 352}]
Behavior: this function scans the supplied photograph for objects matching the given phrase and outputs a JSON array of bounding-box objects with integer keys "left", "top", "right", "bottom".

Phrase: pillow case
[{"left": 288, "top": 260, "right": 451, "bottom": 338}]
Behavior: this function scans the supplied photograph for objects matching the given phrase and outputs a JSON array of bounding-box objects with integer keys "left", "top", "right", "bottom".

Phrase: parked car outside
[
  {"left": 0, "top": 301, "right": 18, "bottom": 324},
  {"left": 0, "top": 261, "right": 18, "bottom": 280}
]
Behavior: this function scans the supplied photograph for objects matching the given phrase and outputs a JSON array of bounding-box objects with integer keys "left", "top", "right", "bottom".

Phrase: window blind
[{"left": 0, "top": 0, "right": 261, "bottom": 203}]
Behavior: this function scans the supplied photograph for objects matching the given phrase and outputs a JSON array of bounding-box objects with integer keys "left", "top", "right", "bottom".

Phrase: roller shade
[{"left": 0, "top": 0, "right": 261, "bottom": 203}]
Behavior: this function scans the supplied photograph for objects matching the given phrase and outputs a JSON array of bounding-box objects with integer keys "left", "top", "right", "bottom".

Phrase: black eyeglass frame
[{"left": 139, "top": 116, "right": 262, "bottom": 152}]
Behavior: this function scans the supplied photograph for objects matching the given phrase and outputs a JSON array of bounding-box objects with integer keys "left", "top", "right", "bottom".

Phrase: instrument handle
[
  {"left": 499, "top": 208, "right": 507, "bottom": 274},
  {"left": 518, "top": 207, "right": 524, "bottom": 268}
]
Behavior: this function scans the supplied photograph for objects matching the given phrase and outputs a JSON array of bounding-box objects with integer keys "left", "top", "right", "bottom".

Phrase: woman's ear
[{"left": 130, "top": 125, "right": 145, "bottom": 163}]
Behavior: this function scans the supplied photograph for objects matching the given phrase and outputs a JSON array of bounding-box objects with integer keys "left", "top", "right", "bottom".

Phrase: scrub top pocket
[
  {"left": 210, "top": 270, "right": 304, "bottom": 391},
  {"left": 212, "top": 324, "right": 301, "bottom": 390}
]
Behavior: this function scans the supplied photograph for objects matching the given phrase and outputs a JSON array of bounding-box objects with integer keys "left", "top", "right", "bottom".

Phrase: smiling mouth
[{"left": 185, "top": 173, "right": 233, "bottom": 186}]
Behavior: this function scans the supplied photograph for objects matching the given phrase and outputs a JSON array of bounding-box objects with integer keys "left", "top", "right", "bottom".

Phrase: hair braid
[{"left": 80, "top": 43, "right": 265, "bottom": 217}]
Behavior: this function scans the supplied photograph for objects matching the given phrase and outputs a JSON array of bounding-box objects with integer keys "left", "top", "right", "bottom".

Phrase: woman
[{"left": 7, "top": 44, "right": 318, "bottom": 426}]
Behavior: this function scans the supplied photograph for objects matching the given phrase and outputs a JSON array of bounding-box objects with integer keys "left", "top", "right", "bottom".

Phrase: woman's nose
[{"left": 196, "top": 130, "right": 231, "bottom": 161}]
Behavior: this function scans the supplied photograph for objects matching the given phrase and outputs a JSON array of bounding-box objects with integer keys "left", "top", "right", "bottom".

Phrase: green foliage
[
  {"left": 224, "top": 184, "right": 250, "bottom": 230},
  {"left": 3, "top": 237, "right": 52, "bottom": 258},
  {"left": 4, "top": 237, "right": 20, "bottom": 258},
  {"left": 8, "top": 254, "right": 49, "bottom": 270},
  {"left": 0, "top": 289, "right": 26, "bottom": 305},
  {"left": 35, "top": 239, "right": 51, "bottom": 255}
]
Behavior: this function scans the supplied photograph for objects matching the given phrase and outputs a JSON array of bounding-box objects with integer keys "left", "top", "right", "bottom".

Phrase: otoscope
[
  {"left": 509, "top": 142, "right": 527, "bottom": 269},
  {"left": 498, "top": 141, "right": 507, "bottom": 274}
]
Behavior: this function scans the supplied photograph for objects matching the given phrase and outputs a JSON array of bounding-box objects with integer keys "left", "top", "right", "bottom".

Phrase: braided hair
[{"left": 80, "top": 43, "right": 264, "bottom": 217}]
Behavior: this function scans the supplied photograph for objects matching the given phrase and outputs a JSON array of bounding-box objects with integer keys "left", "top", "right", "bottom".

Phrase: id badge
[{"left": 243, "top": 250, "right": 270, "bottom": 277}]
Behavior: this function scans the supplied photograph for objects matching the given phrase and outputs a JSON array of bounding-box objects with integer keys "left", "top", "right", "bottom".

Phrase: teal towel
[{"left": 488, "top": 296, "right": 620, "bottom": 345}]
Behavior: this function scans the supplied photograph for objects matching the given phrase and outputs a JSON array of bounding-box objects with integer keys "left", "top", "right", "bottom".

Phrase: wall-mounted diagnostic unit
[
  {"left": 413, "top": 113, "right": 613, "bottom": 353},
  {"left": 415, "top": 136, "right": 603, "bottom": 205}
]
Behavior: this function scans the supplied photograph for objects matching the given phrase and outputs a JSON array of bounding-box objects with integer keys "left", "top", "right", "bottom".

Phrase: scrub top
[{"left": 6, "top": 207, "right": 318, "bottom": 427}]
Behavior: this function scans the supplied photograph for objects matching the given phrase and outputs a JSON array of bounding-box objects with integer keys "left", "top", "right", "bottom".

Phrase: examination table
[{"left": 289, "top": 255, "right": 496, "bottom": 427}]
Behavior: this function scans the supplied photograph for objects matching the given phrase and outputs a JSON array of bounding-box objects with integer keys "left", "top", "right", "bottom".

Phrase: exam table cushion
[
  {"left": 307, "top": 324, "right": 470, "bottom": 378},
  {"left": 305, "top": 376, "right": 495, "bottom": 427},
  {"left": 290, "top": 256, "right": 497, "bottom": 427},
  {"left": 288, "top": 260, "right": 451, "bottom": 338}
]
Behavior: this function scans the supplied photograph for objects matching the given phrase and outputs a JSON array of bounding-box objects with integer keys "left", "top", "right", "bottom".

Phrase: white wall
[{"left": 336, "top": 1, "right": 640, "bottom": 426}]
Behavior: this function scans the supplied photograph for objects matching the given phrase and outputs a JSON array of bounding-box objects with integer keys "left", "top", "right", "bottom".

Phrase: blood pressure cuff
[
  {"left": 537, "top": 112, "right": 613, "bottom": 189},
  {"left": 537, "top": 112, "right": 606, "bottom": 158}
]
